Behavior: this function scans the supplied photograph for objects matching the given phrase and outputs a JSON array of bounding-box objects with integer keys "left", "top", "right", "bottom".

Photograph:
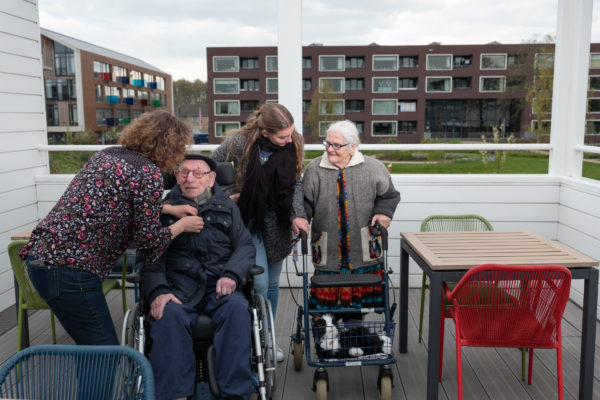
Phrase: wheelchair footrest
[{"left": 311, "top": 274, "right": 382, "bottom": 288}]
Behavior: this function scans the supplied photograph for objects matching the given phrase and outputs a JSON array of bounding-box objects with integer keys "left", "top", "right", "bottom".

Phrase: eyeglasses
[
  {"left": 322, "top": 140, "right": 349, "bottom": 151},
  {"left": 177, "top": 168, "right": 212, "bottom": 179}
]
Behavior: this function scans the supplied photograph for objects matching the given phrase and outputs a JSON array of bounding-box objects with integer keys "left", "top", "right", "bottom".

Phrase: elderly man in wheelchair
[{"left": 142, "top": 153, "right": 255, "bottom": 400}]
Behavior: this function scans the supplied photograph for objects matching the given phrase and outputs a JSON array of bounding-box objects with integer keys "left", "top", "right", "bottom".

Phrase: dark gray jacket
[{"left": 143, "top": 183, "right": 255, "bottom": 308}]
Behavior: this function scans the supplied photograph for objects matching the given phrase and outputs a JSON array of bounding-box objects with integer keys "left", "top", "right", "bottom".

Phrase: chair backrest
[
  {"left": 421, "top": 214, "right": 493, "bottom": 232},
  {"left": 0, "top": 344, "right": 155, "bottom": 400},
  {"left": 448, "top": 263, "right": 571, "bottom": 347},
  {"left": 7, "top": 240, "right": 48, "bottom": 309}
]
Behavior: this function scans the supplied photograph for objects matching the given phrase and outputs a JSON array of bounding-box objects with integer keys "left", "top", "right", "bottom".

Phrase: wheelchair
[{"left": 122, "top": 264, "right": 277, "bottom": 400}]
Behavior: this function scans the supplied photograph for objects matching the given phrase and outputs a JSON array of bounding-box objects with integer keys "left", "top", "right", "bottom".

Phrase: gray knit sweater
[
  {"left": 303, "top": 151, "right": 400, "bottom": 272},
  {"left": 212, "top": 134, "right": 306, "bottom": 264}
]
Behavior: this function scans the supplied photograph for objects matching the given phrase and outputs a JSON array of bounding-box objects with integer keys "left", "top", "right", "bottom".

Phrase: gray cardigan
[
  {"left": 303, "top": 151, "right": 400, "bottom": 272},
  {"left": 212, "top": 134, "right": 306, "bottom": 264}
]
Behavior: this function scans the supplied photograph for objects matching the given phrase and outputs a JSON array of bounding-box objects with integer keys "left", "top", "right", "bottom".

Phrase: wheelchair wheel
[
  {"left": 256, "top": 295, "right": 276, "bottom": 398},
  {"left": 123, "top": 303, "right": 138, "bottom": 348},
  {"left": 379, "top": 376, "right": 392, "bottom": 400},
  {"left": 293, "top": 340, "right": 303, "bottom": 371},
  {"left": 315, "top": 379, "right": 327, "bottom": 400}
]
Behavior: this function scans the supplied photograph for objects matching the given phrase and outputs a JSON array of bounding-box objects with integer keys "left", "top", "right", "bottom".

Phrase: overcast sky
[{"left": 39, "top": 0, "right": 600, "bottom": 81}]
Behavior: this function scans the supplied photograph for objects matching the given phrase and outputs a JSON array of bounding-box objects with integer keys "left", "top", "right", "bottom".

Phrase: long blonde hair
[{"left": 230, "top": 103, "right": 304, "bottom": 187}]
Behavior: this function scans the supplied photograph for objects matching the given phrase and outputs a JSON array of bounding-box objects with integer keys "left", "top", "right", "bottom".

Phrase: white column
[
  {"left": 277, "top": 0, "right": 303, "bottom": 132},
  {"left": 548, "top": 0, "right": 593, "bottom": 177}
]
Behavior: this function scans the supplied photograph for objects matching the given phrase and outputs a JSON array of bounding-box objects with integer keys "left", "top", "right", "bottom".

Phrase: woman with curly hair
[
  {"left": 21, "top": 110, "right": 204, "bottom": 345},
  {"left": 212, "top": 103, "right": 309, "bottom": 362}
]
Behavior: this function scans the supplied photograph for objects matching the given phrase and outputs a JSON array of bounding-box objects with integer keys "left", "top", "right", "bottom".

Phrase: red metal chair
[{"left": 440, "top": 264, "right": 571, "bottom": 400}]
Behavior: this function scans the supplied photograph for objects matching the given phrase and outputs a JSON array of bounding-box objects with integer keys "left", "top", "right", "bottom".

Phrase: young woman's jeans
[
  {"left": 251, "top": 234, "right": 283, "bottom": 318},
  {"left": 26, "top": 257, "right": 120, "bottom": 345}
]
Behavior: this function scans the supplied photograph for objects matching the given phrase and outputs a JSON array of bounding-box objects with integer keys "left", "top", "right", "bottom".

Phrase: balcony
[
  {"left": 146, "top": 81, "right": 157, "bottom": 89},
  {"left": 116, "top": 76, "right": 129, "bottom": 84},
  {"left": 140, "top": 98, "right": 148, "bottom": 106},
  {"left": 152, "top": 99, "right": 161, "bottom": 107},
  {"left": 102, "top": 72, "right": 111, "bottom": 81},
  {"left": 124, "top": 97, "right": 135, "bottom": 105},
  {"left": 106, "top": 95, "right": 120, "bottom": 105},
  {"left": 131, "top": 79, "right": 145, "bottom": 87}
]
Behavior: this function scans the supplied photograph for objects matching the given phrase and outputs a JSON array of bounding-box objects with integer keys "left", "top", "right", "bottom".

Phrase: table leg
[
  {"left": 400, "top": 247, "right": 409, "bottom": 353},
  {"left": 427, "top": 273, "right": 442, "bottom": 400},
  {"left": 579, "top": 268, "right": 598, "bottom": 400},
  {"left": 14, "top": 275, "right": 30, "bottom": 349}
]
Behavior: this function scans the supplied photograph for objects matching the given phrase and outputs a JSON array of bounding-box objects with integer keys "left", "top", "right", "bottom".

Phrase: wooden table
[
  {"left": 11, "top": 228, "right": 33, "bottom": 241},
  {"left": 399, "top": 230, "right": 599, "bottom": 400}
]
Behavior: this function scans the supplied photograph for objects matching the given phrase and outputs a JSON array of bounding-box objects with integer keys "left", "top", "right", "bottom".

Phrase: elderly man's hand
[
  {"left": 150, "top": 293, "right": 182, "bottom": 320},
  {"left": 216, "top": 277, "right": 237, "bottom": 299},
  {"left": 371, "top": 214, "right": 392, "bottom": 230}
]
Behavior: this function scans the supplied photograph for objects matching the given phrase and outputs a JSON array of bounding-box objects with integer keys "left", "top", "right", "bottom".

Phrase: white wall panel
[
  {"left": 0, "top": 12, "right": 39, "bottom": 40},
  {"left": 1, "top": 0, "right": 38, "bottom": 22},
  {"left": 0, "top": 72, "right": 43, "bottom": 95},
  {"left": 0, "top": 112, "right": 46, "bottom": 133},
  {"left": 0, "top": 93, "right": 44, "bottom": 113}
]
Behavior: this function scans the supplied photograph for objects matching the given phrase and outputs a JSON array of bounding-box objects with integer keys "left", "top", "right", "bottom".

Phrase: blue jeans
[
  {"left": 251, "top": 234, "right": 283, "bottom": 318},
  {"left": 26, "top": 258, "right": 119, "bottom": 345}
]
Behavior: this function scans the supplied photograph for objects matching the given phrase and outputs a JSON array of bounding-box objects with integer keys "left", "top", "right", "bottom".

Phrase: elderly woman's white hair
[{"left": 326, "top": 120, "right": 361, "bottom": 146}]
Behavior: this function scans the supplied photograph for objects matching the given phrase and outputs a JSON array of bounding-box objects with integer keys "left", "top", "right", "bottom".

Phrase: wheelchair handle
[
  {"left": 299, "top": 230, "right": 308, "bottom": 255},
  {"left": 371, "top": 222, "right": 388, "bottom": 252}
]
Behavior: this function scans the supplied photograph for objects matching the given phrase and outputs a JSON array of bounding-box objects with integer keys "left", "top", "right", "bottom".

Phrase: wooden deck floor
[{"left": 1, "top": 287, "right": 599, "bottom": 400}]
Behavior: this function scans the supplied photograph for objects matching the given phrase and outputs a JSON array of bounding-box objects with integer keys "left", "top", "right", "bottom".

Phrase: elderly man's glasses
[
  {"left": 177, "top": 168, "right": 212, "bottom": 179},
  {"left": 322, "top": 140, "right": 349, "bottom": 150}
]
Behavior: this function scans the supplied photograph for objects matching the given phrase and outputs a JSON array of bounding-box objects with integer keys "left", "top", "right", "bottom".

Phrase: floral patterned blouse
[{"left": 21, "top": 146, "right": 172, "bottom": 279}]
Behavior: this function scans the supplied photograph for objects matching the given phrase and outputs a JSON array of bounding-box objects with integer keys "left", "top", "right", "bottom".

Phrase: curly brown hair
[
  {"left": 119, "top": 110, "right": 192, "bottom": 171},
  {"left": 230, "top": 103, "right": 304, "bottom": 186}
]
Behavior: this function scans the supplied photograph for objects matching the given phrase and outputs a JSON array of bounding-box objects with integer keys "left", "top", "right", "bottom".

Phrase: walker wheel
[
  {"left": 379, "top": 376, "right": 392, "bottom": 400},
  {"left": 293, "top": 340, "right": 303, "bottom": 371},
  {"left": 315, "top": 379, "right": 327, "bottom": 400}
]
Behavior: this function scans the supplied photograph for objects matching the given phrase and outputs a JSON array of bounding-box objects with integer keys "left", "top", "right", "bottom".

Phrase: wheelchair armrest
[
  {"left": 251, "top": 266, "right": 264, "bottom": 276},
  {"left": 126, "top": 272, "right": 141, "bottom": 284}
]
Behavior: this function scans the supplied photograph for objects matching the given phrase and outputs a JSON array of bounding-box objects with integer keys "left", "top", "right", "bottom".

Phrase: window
[
  {"left": 132, "top": 109, "right": 143, "bottom": 119},
  {"left": 508, "top": 54, "right": 526, "bottom": 66},
  {"left": 399, "top": 56, "right": 418, "bottom": 68},
  {"left": 398, "top": 121, "right": 417, "bottom": 134},
  {"left": 319, "top": 55, "right": 344, "bottom": 71},
  {"left": 355, "top": 122, "right": 364, "bottom": 134},
  {"left": 373, "top": 55, "right": 398, "bottom": 71},
  {"left": 345, "top": 56, "right": 365, "bottom": 69},
  {"left": 589, "top": 76, "right": 600, "bottom": 91},
  {"left": 130, "top": 70, "right": 142, "bottom": 86},
  {"left": 54, "top": 42, "right": 74, "bottom": 76},
  {"left": 266, "top": 78, "right": 278, "bottom": 94},
  {"left": 266, "top": 99, "right": 278, "bottom": 104},
  {"left": 240, "top": 57, "right": 259, "bottom": 69},
  {"left": 318, "top": 121, "right": 332, "bottom": 136},
  {"left": 93, "top": 61, "right": 110, "bottom": 79},
  {"left": 586, "top": 120, "right": 600, "bottom": 134},
  {"left": 481, "top": 54, "right": 507, "bottom": 70},
  {"left": 240, "top": 79, "right": 259, "bottom": 92},
  {"left": 398, "top": 101, "right": 417, "bottom": 112},
  {"left": 589, "top": 99, "right": 600, "bottom": 113},
  {"left": 426, "top": 54, "right": 452, "bottom": 70},
  {"left": 531, "top": 120, "right": 551, "bottom": 132},
  {"left": 303, "top": 122, "right": 311, "bottom": 135},
  {"left": 506, "top": 75, "right": 527, "bottom": 90},
  {"left": 480, "top": 76, "right": 506, "bottom": 92},
  {"left": 453, "top": 77, "right": 472, "bottom": 90},
  {"left": 266, "top": 56, "right": 278, "bottom": 72},
  {"left": 319, "top": 100, "right": 344, "bottom": 115},
  {"left": 105, "top": 86, "right": 120, "bottom": 104},
  {"left": 113, "top": 65, "right": 127, "bottom": 81},
  {"left": 214, "top": 78, "right": 239, "bottom": 94},
  {"left": 138, "top": 90, "right": 149, "bottom": 100},
  {"left": 45, "top": 79, "right": 76, "bottom": 100},
  {"left": 303, "top": 79, "right": 312, "bottom": 91},
  {"left": 345, "top": 78, "right": 364, "bottom": 91},
  {"left": 302, "top": 57, "right": 312, "bottom": 69},
  {"left": 302, "top": 100, "right": 311, "bottom": 113},
  {"left": 453, "top": 55, "right": 472, "bottom": 68},
  {"left": 372, "top": 77, "right": 398, "bottom": 93},
  {"left": 319, "top": 78, "right": 344, "bottom": 93},
  {"left": 345, "top": 100, "right": 364, "bottom": 113},
  {"left": 215, "top": 122, "right": 240, "bottom": 137},
  {"left": 591, "top": 54, "right": 600, "bottom": 69},
  {"left": 372, "top": 121, "right": 397, "bottom": 136},
  {"left": 214, "top": 100, "right": 240, "bottom": 115},
  {"left": 144, "top": 73, "right": 155, "bottom": 88},
  {"left": 156, "top": 76, "right": 165, "bottom": 91},
  {"left": 46, "top": 104, "right": 58, "bottom": 126},
  {"left": 399, "top": 78, "right": 418, "bottom": 90},
  {"left": 372, "top": 99, "right": 397, "bottom": 115},
  {"left": 96, "top": 109, "right": 112, "bottom": 126},
  {"left": 69, "top": 104, "right": 78, "bottom": 126},
  {"left": 426, "top": 77, "right": 451, "bottom": 92},
  {"left": 95, "top": 85, "right": 103, "bottom": 102},
  {"left": 115, "top": 109, "right": 129, "bottom": 125},
  {"left": 213, "top": 56, "right": 239, "bottom": 72}
]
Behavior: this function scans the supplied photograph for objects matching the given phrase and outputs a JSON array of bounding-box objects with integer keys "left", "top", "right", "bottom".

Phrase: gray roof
[{"left": 40, "top": 28, "right": 167, "bottom": 74}]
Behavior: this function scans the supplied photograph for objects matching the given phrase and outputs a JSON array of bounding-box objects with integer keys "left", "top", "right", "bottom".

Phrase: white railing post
[
  {"left": 548, "top": 0, "right": 593, "bottom": 177},
  {"left": 277, "top": 0, "right": 303, "bottom": 132}
]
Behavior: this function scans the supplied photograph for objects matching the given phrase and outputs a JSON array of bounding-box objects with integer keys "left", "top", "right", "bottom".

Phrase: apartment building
[
  {"left": 41, "top": 28, "right": 172, "bottom": 142},
  {"left": 206, "top": 43, "right": 600, "bottom": 144}
]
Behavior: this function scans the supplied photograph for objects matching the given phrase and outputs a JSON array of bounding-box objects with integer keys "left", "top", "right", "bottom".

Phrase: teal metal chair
[
  {"left": 8, "top": 240, "right": 118, "bottom": 352},
  {"left": 0, "top": 344, "right": 155, "bottom": 399}
]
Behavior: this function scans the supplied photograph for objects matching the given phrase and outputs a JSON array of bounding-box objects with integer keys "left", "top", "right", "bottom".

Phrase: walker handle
[
  {"left": 371, "top": 222, "right": 388, "bottom": 251},
  {"left": 299, "top": 230, "right": 308, "bottom": 255}
]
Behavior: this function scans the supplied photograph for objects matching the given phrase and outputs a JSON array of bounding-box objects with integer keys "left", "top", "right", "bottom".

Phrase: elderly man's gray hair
[{"left": 326, "top": 120, "right": 360, "bottom": 146}]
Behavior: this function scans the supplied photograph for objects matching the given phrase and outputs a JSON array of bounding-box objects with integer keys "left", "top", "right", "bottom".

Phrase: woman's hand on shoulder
[
  {"left": 292, "top": 217, "right": 310, "bottom": 235},
  {"left": 169, "top": 215, "right": 204, "bottom": 238},
  {"left": 162, "top": 203, "right": 198, "bottom": 218},
  {"left": 371, "top": 214, "right": 391, "bottom": 229},
  {"left": 229, "top": 193, "right": 240, "bottom": 203}
]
